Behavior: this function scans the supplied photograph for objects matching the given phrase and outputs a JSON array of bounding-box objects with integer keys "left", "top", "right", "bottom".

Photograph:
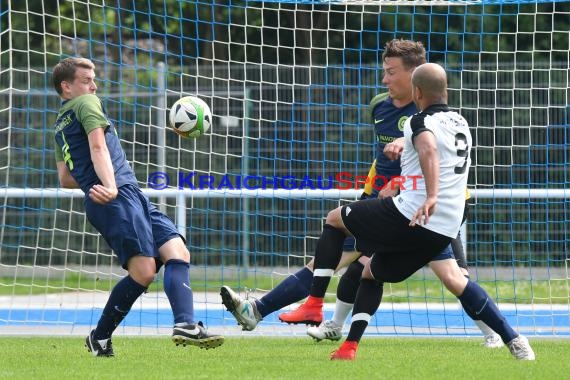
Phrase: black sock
[
  {"left": 309, "top": 224, "right": 346, "bottom": 298},
  {"left": 337, "top": 260, "right": 364, "bottom": 304},
  {"left": 346, "top": 278, "right": 383, "bottom": 342}
]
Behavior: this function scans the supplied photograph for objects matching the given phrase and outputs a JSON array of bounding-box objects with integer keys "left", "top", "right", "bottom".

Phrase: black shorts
[{"left": 341, "top": 197, "right": 451, "bottom": 283}]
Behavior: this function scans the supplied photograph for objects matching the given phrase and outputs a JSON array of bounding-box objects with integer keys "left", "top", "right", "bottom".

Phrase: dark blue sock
[
  {"left": 255, "top": 266, "right": 313, "bottom": 318},
  {"left": 94, "top": 275, "right": 147, "bottom": 340},
  {"left": 458, "top": 280, "right": 517, "bottom": 343},
  {"left": 164, "top": 259, "right": 195, "bottom": 325}
]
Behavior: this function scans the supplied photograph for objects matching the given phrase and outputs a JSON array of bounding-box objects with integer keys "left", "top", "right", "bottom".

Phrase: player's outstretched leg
[
  {"left": 458, "top": 280, "right": 535, "bottom": 360},
  {"left": 220, "top": 285, "right": 262, "bottom": 331},
  {"left": 221, "top": 266, "right": 313, "bottom": 330},
  {"left": 451, "top": 233, "right": 503, "bottom": 348}
]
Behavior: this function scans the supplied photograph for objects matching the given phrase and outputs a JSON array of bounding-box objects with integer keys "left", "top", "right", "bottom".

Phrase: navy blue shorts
[
  {"left": 431, "top": 243, "right": 455, "bottom": 261},
  {"left": 343, "top": 237, "right": 373, "bottom": 258},
  {"left": 85, "top": 184, "right": 181, "bottom": 270},
  {"left": 343, "top": 236, "right": 357, "bottom": 251}
]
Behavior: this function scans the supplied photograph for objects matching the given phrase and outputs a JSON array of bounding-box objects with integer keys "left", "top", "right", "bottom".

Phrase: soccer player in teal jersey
[{"left": 52, "top": 57, "right": 223, "bottom": 356}]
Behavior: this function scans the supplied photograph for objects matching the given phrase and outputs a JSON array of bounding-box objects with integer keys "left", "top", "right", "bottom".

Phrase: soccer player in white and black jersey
[{"left": 282, "top": 63, "right": 535, "bottom": 361}]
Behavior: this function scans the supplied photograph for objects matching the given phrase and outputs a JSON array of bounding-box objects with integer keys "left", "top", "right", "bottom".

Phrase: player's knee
[
  {"left": 178, "top": 247, "right": 190, "bottom": 262},
  {"left": 325, "top": 207, "right": 343, "bottom": 227},
  {"left": 439, "top": 271, "right": 467, "bottom": 296},
  {"left": 129, "top": 269, "right": 156, "bottom": 287},
  {"left": 127, "top": 256, "right": 157, "bottom": 286}
]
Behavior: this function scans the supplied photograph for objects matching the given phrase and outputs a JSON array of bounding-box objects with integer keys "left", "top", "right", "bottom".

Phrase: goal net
[{"left": 0, "top": 0, "right": 568, "bottom": 337}]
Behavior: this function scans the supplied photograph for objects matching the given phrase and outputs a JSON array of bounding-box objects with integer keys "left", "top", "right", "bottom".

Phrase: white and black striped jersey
[{"left": 393, "top": 104, "right": 472, "bottom": 238}]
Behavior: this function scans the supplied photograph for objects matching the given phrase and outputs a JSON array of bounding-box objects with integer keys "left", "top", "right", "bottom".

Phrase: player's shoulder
[
  {"left": 369, "top": 92, "right": 389, "bottom": 107},
  {"left": 70, "top": 94, "right": 105, "bottom": 117},
  {"left": 408, "top": 109, "right": 427, "bottom": 133},
  {"left": 64, "top": 93, "right": 99, "bottom": 109},
  {"left": 368, "top": 92, "right": 389, "bottom": 113},
  {"left": 73, "top": 93, "right": 101, "bottom": 107},
  {"left": 409, "top": 104, "right": 452, "bottom": 129}
]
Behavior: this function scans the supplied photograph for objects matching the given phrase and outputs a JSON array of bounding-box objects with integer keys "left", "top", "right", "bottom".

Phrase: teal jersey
[
  {"left": 53, "top": 94, "right": 138, "bottom": 193},
  {"left": 369, "top": 93, "right": 417, "bottom": 179}
]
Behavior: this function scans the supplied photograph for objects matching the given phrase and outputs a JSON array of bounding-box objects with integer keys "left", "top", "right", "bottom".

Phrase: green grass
[
  {"left": 0, "top": 337, "right": 568, "bottom": 379},
  {"left": 1, "top": 274, "right": 567, "bottom": 304}
]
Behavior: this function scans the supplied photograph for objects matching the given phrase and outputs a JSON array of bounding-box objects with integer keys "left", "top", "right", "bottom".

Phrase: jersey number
[{"left": 454, "top": 133, "right": 469, "bottom": 174}]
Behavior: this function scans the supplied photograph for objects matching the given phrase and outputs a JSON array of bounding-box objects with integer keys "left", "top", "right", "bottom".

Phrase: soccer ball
[{"left": 169, "top": 96, "right": 212, "bottom": 138}]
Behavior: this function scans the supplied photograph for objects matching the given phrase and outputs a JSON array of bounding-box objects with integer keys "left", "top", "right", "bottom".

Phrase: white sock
[
  {"left": 474, "top": 320, "right": 496, "bottom": 336},
  {"left": 331, "top": 299, "right": 353, "bottom": 326}
]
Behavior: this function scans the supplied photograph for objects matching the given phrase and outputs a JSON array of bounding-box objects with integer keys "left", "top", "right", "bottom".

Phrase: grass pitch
[{"left": 1, "top": 336, "right": 568, "bottom": 380}]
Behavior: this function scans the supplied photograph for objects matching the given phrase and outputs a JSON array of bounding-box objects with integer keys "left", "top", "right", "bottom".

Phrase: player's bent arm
[
  {"left": 414, "top": 131, "right": 439, "bottom": 200},
  {"left": 88, "top": 127, "right": 118, "bottom": 202},
  {"left": 56, "top": 161, "right": 80, "bottom": 189},
  {"left": 379, "top": 178, "right": 399, "bottom": 198},
  {"left": 410, "top": 131, "right": 439, "bottom": 226},
  {"left": 383, "top": 137, "right": 405, "bottom": 161}
]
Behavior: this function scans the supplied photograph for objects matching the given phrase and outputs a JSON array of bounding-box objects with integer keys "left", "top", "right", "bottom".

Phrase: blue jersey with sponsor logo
[
  {"left": 369, "top": 93, "right": 417, "bottom": 180},
  {"left": 53, "top": 94, "right": 138, "bottom": 194}
]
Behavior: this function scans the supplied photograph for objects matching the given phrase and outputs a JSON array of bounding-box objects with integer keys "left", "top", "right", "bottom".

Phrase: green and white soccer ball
[{"left": 169, "top": 96, "right": 212, "bottom": 138}]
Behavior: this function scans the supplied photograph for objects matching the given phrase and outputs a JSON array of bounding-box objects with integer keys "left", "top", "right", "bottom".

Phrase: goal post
[{"left": 1, "top": 0, "right": 569, "bottom": 337}]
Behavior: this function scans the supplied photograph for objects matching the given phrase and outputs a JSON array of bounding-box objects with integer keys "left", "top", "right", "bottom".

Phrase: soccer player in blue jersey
[
  {"left": 52, "top": 57, "right": 223, "bottom": 357},
  {"left": 221, "top": 40, "right": 500, "bottom": 347}
]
